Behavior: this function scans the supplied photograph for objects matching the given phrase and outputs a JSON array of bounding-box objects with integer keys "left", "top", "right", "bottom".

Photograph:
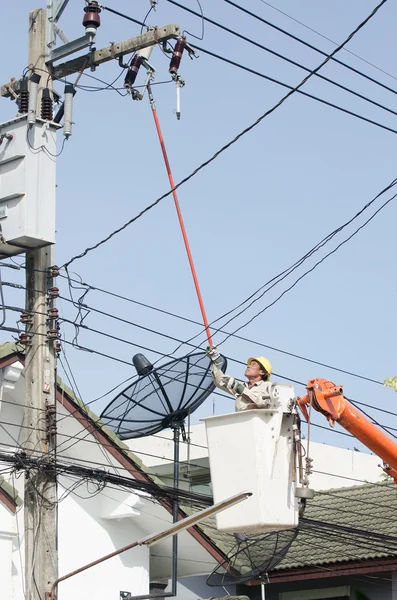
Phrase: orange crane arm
[{"left": 297, "top": 378, "right": 397, "bottom": 483}]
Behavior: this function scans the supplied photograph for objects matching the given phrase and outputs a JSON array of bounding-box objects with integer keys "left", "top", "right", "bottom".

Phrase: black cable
[
  {"left": 60, "top": 306, "right": 393, "bottom": 428},
  {"left": 0, "top": 437, "right": 208, "bottom": 484},
  {"left": 307, "top": 422, "right": 354, "bottom": 438},
  {"left": 290, "top": 537, "right": 397, "bottom": 591},
  {"left": 0, "top": 284, "right": 391, "bottom": 435},
  {"left": 225, "top": 0, "right": 397, "bottom": 98},
  {"left": 347, "top": 395, "right": 397, "bottom": 442},
  {"left": 61, "top": 0, "right": 389, "bottom": 269},
  {"left": 26, "top": 128, "right": 67, "bottom": 158},
  {"left": 2, "top": 451, "right": 213, "bottom": 508},
  {"left": 141, "top": 5, "right": 155, "bottom": 34},
  {"left": 217, "top": 191, "right": 397, "bottom": 345},
  {"left": 158, "top": 176, "right": 397, "bottom": 355},
  {"left": 168, "top": 0, "right": 397, "bottom": 119},
  {"left": 256, "top": 0, "right": 397, "bottom": 84},
  {"left": 58, "top": 273, "right": 383, "bottom": 386},
  {"left": 183, "top": 0, "right": 205, "bottom": 40},
  {"left": 61, "top": 315, "right": 176, "bottom": 359},
  {"left": 193, "top": 43, "right": 397, "bottom": 137},
  {"left": 100, "top": 4, "right": 148, "bottom": 28}
]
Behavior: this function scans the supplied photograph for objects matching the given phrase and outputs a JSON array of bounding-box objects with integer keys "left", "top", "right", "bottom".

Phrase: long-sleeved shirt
[{"left": 211, "top": 362, "right": 280, "bottom": 412}]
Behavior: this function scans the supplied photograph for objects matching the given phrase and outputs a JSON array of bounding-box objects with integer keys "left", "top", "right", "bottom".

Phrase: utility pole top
[
  {"left": 1, "top": 23, "right": 180, "bottom": 97},
  {"left": 53, "top": 24, "right": 180, "bottom": 78}
]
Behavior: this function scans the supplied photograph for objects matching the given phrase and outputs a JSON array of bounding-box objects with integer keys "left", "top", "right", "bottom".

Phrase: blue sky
[{"left": 1, "top": 0, "right": 396, "bottom": 453}]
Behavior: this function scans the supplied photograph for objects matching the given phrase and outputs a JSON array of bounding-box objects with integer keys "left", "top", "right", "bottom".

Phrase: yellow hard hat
[{"left": 247, "top": 356, "right": 272, "bottom": 380}]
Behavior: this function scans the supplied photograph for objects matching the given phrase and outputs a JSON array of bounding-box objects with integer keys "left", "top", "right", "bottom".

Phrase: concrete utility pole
[
  {"left": 0, "top": 4, "right": 180, "bottom": 599},
  {"left": 23, "top": 9, "right": 58, "bottom": 600}
]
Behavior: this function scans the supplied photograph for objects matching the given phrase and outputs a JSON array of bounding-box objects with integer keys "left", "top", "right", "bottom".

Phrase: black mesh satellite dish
[
  {"left": 206, "top": 529, "right": 298, "bottom": 586},
  {"left": 100, "top": 351, "right": 227, "bottom": 600},
  {"left": 100, "top": 351, "right": 227, "bottom": 439}
]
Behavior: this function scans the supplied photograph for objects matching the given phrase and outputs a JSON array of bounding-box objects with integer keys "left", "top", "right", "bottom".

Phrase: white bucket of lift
[{"left": 203, "top": 384, "right": 298, "bottom": 533}]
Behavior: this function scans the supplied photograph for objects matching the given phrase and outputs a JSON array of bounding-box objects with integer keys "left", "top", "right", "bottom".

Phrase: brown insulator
[
  {"left": 169, "top": 38, "right": 186, "bottom": 75},
  {"left": 48, "top": 287, "right": 59, "bottom": 299},
  {"left": 49, "top": 265, "right": 60, "bottom": 277},
  {"left": 47, "top": 329, "right": 59, "bottom": 340},
  {"left": 47, "top": 308, "right": 59, "bottom": 319},
  {"left": 124, "top": 54, "right": 143, "bottom": 89},
  {"left": 19, "top": 78, "right": 29, "bottom": 114},
  {"left": 20, "top": 312, "right": 33, "bottom": 324},
  {"left": 83, "top": 1, "right": 101, "bottom": 30},
  {"left": 41, "top": 88, "right": 53, "bottom": 120},
  {"left": 54, "top": 340, "right": 62, "bottom": 354},
  {"left": 19, "top": 333, "right": 32, "bottom": 345}
]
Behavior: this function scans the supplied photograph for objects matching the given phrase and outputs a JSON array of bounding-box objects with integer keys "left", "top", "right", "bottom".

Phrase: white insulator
[
  {"left": 63, "top": 84, "right": 74, "bottom": 138},
  {"left": 27, "top": 73, "right": 41, "bottom": 126},
  {"left": 176, "top": 83, "right": 181, "bottom": 120}
]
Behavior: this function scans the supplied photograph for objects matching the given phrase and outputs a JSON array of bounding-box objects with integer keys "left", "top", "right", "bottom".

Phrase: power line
[
  {"left": 100, "top": 4, "right": 149, "bottom": 29},
  {"left": 1, "top": 281, "right": 373, "bottom": 396},
  {"left": 0, "top": 451, "right": 212, "bottom": 509},
  {"left": 61, "top": 0, "right": 388, "bottom": 269},
  {"left": 225, "top": 0, "right": 397, "bottom": 97},
  {"left": 217, "top": 190, "right": 397, "bottom": 345},
  {"left": 192, "top": 43, "right": 397, "bottom": 135},
  {"left": 162, "top": 176, "right": 397, "bottom": 354},
  {"left": 259, "top": 0, "right": 397, "bottom": 84},
  {"left": 58, "top": 272, "right": 383, "bottom": 386},
  {"left": 167, "top": 0, "right": 397, "bottom": 119}
]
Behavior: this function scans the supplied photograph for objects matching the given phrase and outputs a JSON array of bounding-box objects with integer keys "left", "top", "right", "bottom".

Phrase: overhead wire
[
  {"left": 57, "top": 272, "right": 383, "bottom": 386},
  {"left": 3, "top": 281, "right": 394, "bottom": 450},
  {"left": 225, "top": 0, "right": 397, "bottom": 97},
  {"left": 2, "top": 276, "right": 393, "bottom": 434},
  {"left": 155, "top": 176, "right": 397, "bottom": 355},
  {"left": 191, "top": 44, "right": 397, "bottom": 136},
  {"left": 167, "top": 0, "right": 397, "bottom": 119},
  {"left": 61, "top": 0, "right": 389, "bottom": 268},
  {"left": 99, "top": 4, "right": 149, "bottom": 28},
  {"left": 216, "top": 190, "right": 397, "bottom": 346},
  {"left": 2, "top": 451, "right": 213, "bottom": 509},
  {"left": 183, "top": 0, "right": 205, "bottom": 40},
  {"left": 255, "top": 0, "right": 397, "bottom": 84},
  {"left": 1, "top": 412, "right": 394, "bottom": 516}
]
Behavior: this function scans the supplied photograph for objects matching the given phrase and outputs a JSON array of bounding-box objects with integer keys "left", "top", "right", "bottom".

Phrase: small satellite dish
[{"left": 206, "top": 529, "right": 298, "bottom": 586}]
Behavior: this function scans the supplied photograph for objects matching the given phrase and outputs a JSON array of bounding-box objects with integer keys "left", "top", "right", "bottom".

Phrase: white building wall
[
  {"left": 58, "top": 479, "right": 150, "bottom": 600},
  {"left": 0, "top": 523, "right": 14, "bottom": 600},
  {"left": 0, "top": 372, "right": 152, "bottom": 600}
]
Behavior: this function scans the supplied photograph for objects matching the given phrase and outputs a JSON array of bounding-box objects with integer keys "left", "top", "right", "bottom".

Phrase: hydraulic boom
[{"left": 297, "top": 378, "right": 397, "bottom": 483}]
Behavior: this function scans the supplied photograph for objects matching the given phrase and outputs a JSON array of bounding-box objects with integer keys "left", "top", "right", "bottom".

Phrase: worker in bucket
[{"left": 206, "top": 346, "right": 279, "bottom": 411}]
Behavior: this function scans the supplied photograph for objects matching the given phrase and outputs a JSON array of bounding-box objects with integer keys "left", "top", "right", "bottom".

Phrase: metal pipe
[
  {"left": 261, "top": 578, "right": 266, "bottom": 600},
  {"left": 46, "top": 491, "right": 251, "bottom": 600},
  {"left": 171, "top": 426, "right": 180, "bottom": 595}
]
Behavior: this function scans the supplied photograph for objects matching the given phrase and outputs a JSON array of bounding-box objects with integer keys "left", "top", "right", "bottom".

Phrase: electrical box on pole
[{"left": 0, "top": 114, "right": 59, "bottom": 256}]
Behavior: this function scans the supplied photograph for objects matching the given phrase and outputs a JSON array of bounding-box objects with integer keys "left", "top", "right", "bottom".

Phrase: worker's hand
[
  {"left": 226, "top": 377, "right": 245, "bottom": 395},
  {"left": 206, "top": 345, "right": 222, "bottom": 365},
  {"left": 245, "top": 403, "right": 258, "bottom": 410}
]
